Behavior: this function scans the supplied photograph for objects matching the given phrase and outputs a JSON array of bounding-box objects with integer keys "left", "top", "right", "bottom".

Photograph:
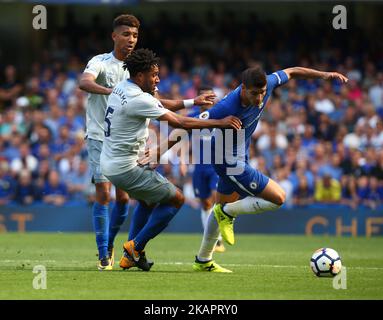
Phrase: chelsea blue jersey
[{"left": 198, "top": 70, "right": 289, "bottom": 166}]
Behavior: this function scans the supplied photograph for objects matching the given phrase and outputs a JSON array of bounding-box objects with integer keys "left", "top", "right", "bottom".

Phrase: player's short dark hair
[
  {"left": 242, "top": 67, "right": 267, "bottom": 88},
  {"left": 113, "top": 14, "right": 140, "bottom": 30},
  {"left": 123, "top": 48, "right": 160, "bottom": 77},
  {"left": 198, "top": 86, "right": 213, "bottom": 94}
]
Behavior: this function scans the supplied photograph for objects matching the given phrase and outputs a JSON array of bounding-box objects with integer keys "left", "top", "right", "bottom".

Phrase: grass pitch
[{"left": 0, "top": 233, "right": 382, "bottom": 300}]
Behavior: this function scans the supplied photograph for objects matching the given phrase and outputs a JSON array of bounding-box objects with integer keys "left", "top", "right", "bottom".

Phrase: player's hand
[
  {"left": 137, "top": 148, "right": 160, "bottom": 169},
  {"left": 322, "top": 72, "right": 348, "bottom": 83},
  {"left": 193, "top": 92, "right": 217, "bottom": 106},
  {"left": 220, "top": 116, "right": 242, "bottom": 130}
]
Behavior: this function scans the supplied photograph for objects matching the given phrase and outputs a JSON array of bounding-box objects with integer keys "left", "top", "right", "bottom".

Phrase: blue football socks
[
  {"left": 108, "top": 201, "right": 129, "bottom": 248},
  {"left": 134, "top": 204, "right": 180, "bottom": 251},
  {"left": 92, "top": 202, "right": 109, "bottom": 260},
  {"left": 128, "top": 203, "right": 154, "bottom": 241}
]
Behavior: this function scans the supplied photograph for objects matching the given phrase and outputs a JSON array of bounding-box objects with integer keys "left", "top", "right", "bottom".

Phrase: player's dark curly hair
[
  {"left": 242, "top": 67, "right": 267, "bottom": 88},
  {"left": 113, "top": 14, "right": 140, "bottom": 30},
  {"left": 123, "top": 48, "right": 160, "bottom": 77}
]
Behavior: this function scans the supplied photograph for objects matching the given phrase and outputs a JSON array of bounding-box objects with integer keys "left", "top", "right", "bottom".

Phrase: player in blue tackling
[{"left": 192, "top": 66, "right": 348, "bottom": 272}]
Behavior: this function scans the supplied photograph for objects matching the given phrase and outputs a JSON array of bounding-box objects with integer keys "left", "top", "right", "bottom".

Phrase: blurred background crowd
[{"left": 0, "top": 8, "right": 382, "bottom": 209}]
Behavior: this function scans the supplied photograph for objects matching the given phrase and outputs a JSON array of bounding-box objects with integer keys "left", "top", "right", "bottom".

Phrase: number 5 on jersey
[{"left": 104, "top": 106, "right": 114, "bottom": 137}]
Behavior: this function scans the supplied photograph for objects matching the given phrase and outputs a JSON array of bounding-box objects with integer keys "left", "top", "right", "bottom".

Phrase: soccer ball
[{"left": 310, "top": 248, "right": 342, "bottom": 277}]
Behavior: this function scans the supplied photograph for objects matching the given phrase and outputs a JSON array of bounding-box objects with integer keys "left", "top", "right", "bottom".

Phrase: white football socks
[
  {"left": 222, "top": 196, "right": 281, "bottom": 218},
  {"left": 201, "top": 208, "right": 209, "bottom": 230},
  {"left": 197, "top": 211, "right": 220, "bottom": 262}
]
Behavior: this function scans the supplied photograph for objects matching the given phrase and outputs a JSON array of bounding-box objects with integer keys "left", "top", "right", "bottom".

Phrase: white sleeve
[
  {"left": 134, "top": 95, "right": 169, "bottom": 119},
  {"left": 83, "top": 56, "right": 103, "bottom": 78}
]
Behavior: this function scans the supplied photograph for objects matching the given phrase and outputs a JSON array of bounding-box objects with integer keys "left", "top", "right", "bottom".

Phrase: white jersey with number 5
[
  {"left": 83, "top": 52, "right": 130, "bottom": 141},
  {"left": 100, "top": 80, "right": 169, "bottom": 176}
]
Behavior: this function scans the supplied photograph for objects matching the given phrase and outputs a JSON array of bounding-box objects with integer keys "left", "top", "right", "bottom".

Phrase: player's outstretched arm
[
  {"left": 158, "top": 111, "right": 241, "bottom": 130},
  {"left": 78, "top": 73, "right": 113, "bottom": 95},
  {"left": 157, "top": 92, "right": 216, "bottom": 112},
  {"left": 138, "top": 112, "right": 241, "bottom": 166},
  {"left": 283, "top": 67, "right": 348, "bottom": 83}
]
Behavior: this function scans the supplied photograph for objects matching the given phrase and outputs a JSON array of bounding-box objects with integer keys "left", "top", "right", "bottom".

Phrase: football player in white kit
[
  {"left": 100, "top": 49, "right": 241, "bottom": 271},
  {"left": 79, "top": 15, "right": 216, "bottom": 270}
]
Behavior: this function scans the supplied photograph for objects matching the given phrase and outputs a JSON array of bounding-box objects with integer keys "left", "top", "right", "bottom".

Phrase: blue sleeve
[
  {"left": 194, "top": 98, "right": 233, "bottom": 120},
  {"left": 267, "top": 70, "right": 289, "bottom": 91},
  {"left": 187, "top": 110, "right": 200, "bottom": 118}
]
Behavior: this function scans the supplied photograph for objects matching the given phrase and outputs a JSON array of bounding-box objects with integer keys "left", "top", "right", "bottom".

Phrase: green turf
[{"left": 0, "top": 233, "right": 382, "bottom": 300}]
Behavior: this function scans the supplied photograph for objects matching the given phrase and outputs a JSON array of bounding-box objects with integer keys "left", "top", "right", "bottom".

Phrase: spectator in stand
[
  {"left": 356, "top": 175, "right": 370, "bottom": 208},
  {"left": 10, "top": 142, "right": 38, "bottom": 174},
  {"left": 368, "top": 72, "right": 383, "bottom": 109},
  {"left": 275, "top": 167, "right": 293, "bottom": 208},
  {"left": 52, "top": 125, "right": 75, "bottom": 163},
  {"left": 293, "top": 175, "right": 314, "bottom": 206},
  {"left": 257, "top": 121, "right": 288, "bottom": 166},
  {"left": 43, "top": 170, "right": 69, "bottom": 206},
  {"left": 0, "top": 160, "right": 15, "bottom": 205},
  {"left": 372, "top": 150, "right": 383, "bottom": 181},
  {"left": 366, "top": 176, "right": 383, "bottom": 210},
  {"left": 314, "top": 172, "right": 341, "bottom": 204},
  {"left": 14, "top": 169, "right": 42, "bottom": 205},
  {"left": 0, "top": 109, "right": 25, "bottom": 140},
  {"left": 24, "top": 76, "right": 44, "bottom": 109},
  {"left": 0, "top": 65, "right": 23, "bottom": 110},
  {"left": 314, "top": 87, "right": 335, "bottom": 114},
  {"left": 318, "top": 153, "right": 343, "bottom": 181},
  {"left": 360, "top": 147, "right": 377, "bottom": 176},
  {"left": 29, "top": 123, "right": 54, "bottom": 157},
  {"left": 34, "top": 159, "right": 50, "bottom": 189},
  {"left": 341, "top": 148, "right": 364, "bottom": 178},
  {"left": 300, "top": 125, "right": 317, "bottom": 158},
  {"left": 315, "top": 113, "right": 337, "bottom": 141},
  {"left": 340, "top": 175, "right": 359, "bottom": 209},
  {"left": 289, "top": 158, "right": 315, "bottom": 192},
  {"left": 3, "top": 133, "right": 23, "bottom": 163},
  {"left": 65, "top": 160, "right": 92, "bottom": 201}
]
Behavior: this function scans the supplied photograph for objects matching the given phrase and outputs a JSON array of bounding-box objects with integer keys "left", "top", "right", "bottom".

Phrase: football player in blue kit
[{"left": 192, "top": 66, "right": 348, "bottom": 272}]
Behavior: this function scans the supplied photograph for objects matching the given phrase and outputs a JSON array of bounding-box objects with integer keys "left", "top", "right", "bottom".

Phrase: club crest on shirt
[
  {"left": 250, "top": 182, "right": 258, "bottom": 189},
  {"left": 199, "top": 111, "right": 210, "bottom": 119}
]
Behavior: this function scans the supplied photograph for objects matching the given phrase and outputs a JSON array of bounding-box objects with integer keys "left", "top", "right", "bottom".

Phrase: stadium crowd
[{"left": 0, "top": 11, "right": 382, "bottom": 209}]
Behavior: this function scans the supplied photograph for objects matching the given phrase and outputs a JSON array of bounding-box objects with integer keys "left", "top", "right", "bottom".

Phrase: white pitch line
[
  {"left": 160, "top": 262, "right": 383, "bottom": 270},
  {"left": 1, "top": 260, "right": 383, "bottom": 271}
]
